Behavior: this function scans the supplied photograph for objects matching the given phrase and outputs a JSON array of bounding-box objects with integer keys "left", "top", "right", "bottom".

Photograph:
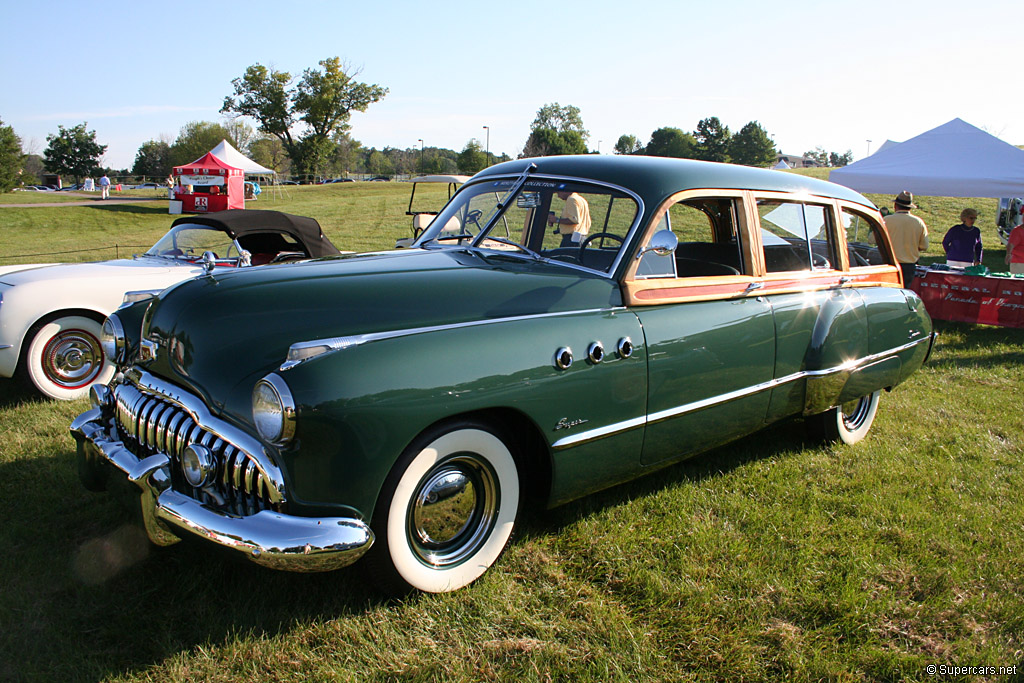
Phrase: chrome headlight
[
  {"left": 100, "top": 315, "right": 126, "bottom": 364},
  {"left": 252, "top": 373, "right": 296, "bottom": 445}
]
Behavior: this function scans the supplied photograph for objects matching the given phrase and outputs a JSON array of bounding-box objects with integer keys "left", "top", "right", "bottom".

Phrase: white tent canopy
[
  {"left": 209, "top": 139, "right": 275, "bottom": 175},
  {"left": 829, "top": 118, "right": 1024, "bottom": 198}
]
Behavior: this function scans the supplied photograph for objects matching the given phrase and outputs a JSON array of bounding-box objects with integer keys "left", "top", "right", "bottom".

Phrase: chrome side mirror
[
  {"left": 636, "top": 230, "right": 678, "bottom": 259},
  {"left": 201, "top": 251, "right": 217, "bottom": 274}
]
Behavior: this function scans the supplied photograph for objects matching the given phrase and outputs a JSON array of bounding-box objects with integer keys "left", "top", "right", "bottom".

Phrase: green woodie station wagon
[{"left": 72, "top": 155, "right": 935, "bottom": 594}]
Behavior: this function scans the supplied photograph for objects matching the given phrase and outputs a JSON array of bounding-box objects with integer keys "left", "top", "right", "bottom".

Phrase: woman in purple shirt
[{"left": 942, "top": 208, "right": 982, "bottom": 268}]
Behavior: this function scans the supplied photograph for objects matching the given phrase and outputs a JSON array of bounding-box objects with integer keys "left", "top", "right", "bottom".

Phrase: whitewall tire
[
  {"left": 21, "top": 315, "right": 113, "bottom": 400},
  {"left": 808, "top": 390, "right": 881, "bottom": 445},
  {"left": 370, "top": 422, "right": 520, "bottom": 594}
]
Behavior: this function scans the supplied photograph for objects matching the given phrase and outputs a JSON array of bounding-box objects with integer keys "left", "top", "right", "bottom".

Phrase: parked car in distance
[
  {"left": 59, "top": 183, "right": 84, "bottom": 191},
  {"left": 13, "top": 185, "right": 54, "bottom": 192},
  {"left": 73, "top": 155, "right": 935, "bottom": 595},
  {"left": 322, "top": 178, "right": 355, "bottom": 184},
  {"left": 132, "top": 182, "right": 161, "bottom": 190},
  {"left": 2, "top": 210, "right": 341, "bottom": 400},
  {"left": 369, "top": 176, "right": 391, "bottom": 182},
  {"left": 278, "top": 180, "right": 300, "bottom": 186}
]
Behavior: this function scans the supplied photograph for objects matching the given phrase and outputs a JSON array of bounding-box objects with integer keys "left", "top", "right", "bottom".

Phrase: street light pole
[
  {"left": 482, "top": 126, "right": 490, "bottom": 167},
  {"left": 418, "top": 139, "right": 424, "bottom": 173}
]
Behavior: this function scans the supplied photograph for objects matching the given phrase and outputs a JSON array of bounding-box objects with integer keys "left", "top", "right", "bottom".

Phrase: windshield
[
  {"left": 145, "top": 224, "right": 243, "bottom": 262},
  {"left": 415, "top": 177, "right": 640, "bottom": 274}
]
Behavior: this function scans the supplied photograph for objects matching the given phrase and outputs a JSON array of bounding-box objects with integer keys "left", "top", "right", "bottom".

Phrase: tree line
[{"left": 0, "top": 58, "right": 853, "bottom": 192}]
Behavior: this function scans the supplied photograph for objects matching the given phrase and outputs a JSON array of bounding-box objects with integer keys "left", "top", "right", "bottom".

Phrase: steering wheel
[
  {"left": 465, "top": 209, "right": 483, "bottom": 231},
  {"left": 578, "top": 232, "right": 624, "bottom": 260}
]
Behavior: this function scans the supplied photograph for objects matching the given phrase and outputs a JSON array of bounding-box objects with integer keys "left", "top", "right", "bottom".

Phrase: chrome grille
[{"left": 113, "top": 382, "right": 277, "bottom": 515}]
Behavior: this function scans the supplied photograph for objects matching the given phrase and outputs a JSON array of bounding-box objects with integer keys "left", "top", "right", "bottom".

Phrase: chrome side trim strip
[
  {"left": 282, "top": 307, "right": 628, "bottom": 370},
  {"left": 552, "top": 335, "right": 930, "bottom": 450},
  {"left": 0, "top": 344, "right": 12, "bottom": 350}
]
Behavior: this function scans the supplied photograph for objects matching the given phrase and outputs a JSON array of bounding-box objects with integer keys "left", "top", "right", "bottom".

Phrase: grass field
[{"left": 0, "top": 178, "right": 1022, "bottom": 682}]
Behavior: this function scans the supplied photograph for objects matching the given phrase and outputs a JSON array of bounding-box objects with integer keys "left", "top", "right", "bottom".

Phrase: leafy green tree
[
  {"left": 328, "top": 132, "right": 363, "bottom": 176},
  {"left": 222, "top": 57, "right": 388, "bottom": 176},
  {"left": 0, "top": 119, "right": 23, "bottom": 192},
  {"left": 522, "top": 103, "right": 589, "bottom": 157},
  {"left": 804, "top": 147, "right": 829, "bottom": 166},
  {"left": 249, "top": 135, "right": 290, "bottom": 174},
  {"left": 522, "top": 126, "right": 588, "bottom": 157},
  {"left": 614, "top": 134, "right": 643, "bottom": 155},
  {"left": 169, "top": 121, "right": 238, "bottom": 166},
  {"left": 131, "top": 139, "right": 172, "bottom": 178},
  {"left": 366, "top": 148, "right": 394, "bottom": 177},
  {"left": 530, "top": 103, "right": 588, "bottom": 139},
  {"left": 728, "top": 121, "right": 776, "bottom": 167},
  {"left": 20, "top": 153, "right": 43, "bottom": 185},
  {"left": 829, "top": 150, "right": 854, "bottom": 167},
  {"left": 644, "top": 128, "right": 696, "bottom": 158},
  {"left": 693, "top": 117, "right": 731, "bottom": 163},
  {"left": 457, "top": 139, "right": 487, "bottom": 174},
  {"left": 43, "top": 123, "right": 107, "bottom": 181}
]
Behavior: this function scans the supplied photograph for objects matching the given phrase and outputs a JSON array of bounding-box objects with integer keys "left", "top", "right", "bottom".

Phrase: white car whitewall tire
[
  {"left": 21, "top": 315, "right": 113, "bottom": 400},
  {"left": 370, "top": 422, "right": 520, "bottom": 594}
]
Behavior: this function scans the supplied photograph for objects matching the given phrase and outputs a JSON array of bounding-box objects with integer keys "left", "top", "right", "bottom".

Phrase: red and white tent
[{"left": 172, "top": 152, "right": 245, "bottom": 212}]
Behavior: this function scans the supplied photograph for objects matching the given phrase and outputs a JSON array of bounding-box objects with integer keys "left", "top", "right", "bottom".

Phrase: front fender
[{"left": 276, "top": 308, "right": 647, "bottom": 516}]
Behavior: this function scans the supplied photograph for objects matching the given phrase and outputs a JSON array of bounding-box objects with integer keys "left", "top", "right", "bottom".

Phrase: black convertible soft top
[{"left": 171, "top": 209, "right": 341, "bottom": 258}]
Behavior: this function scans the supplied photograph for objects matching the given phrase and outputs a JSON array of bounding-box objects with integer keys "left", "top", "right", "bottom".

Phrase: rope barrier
[{"left": 0, "top": 244, "right": 151, "bottom": 262}]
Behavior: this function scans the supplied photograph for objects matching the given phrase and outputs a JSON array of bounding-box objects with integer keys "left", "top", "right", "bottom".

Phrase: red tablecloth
[
  {"left": 911, "top": 269, "right": 1024, "bottom": 328},
  {"left": 176, "top": 193, "right": 230, "bottom": 213}
]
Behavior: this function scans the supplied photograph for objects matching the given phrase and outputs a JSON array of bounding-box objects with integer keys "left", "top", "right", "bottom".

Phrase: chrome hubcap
[
  {"left": 409, "top": 455, "right": 498, "bottom": 568},
  {"left": 841, "top": 396, "right": 871, "bottom": 430},
  {"left": 42, "top": 329, "right": 104, "bottom": 389}
]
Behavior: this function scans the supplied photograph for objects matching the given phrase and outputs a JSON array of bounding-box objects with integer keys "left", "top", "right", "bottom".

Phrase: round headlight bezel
[
  {"left": 252, "top": 373, "right": 296, "bottom": 445},
  {"left": 100, "top": 315, "right": 126, "bottom": 365}
]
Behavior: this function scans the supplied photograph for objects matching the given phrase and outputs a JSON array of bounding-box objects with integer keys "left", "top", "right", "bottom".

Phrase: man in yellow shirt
[
  {"left": 883, "top": 191, "right": 929, "bottom": 285},
  {"left": 548, "top": 191, "right": 591, "bottom": 247}
]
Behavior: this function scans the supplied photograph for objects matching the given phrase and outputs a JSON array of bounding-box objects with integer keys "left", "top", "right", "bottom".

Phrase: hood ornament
[{"left": 201, "top": 251, "right": 217, "bottom": 276}]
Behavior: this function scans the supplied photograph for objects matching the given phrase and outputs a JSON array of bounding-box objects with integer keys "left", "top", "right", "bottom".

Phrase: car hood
[
  {"left": 140, "top": 248, "right": 622, "bottom": 419},
  {"left": 0, "top": 256, "right": 193, "bottom": 286}
]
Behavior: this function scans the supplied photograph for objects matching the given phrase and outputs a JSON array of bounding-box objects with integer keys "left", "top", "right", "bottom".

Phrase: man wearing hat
[{"left": 883, "top": 191, "right": 929, "bottom": 285}]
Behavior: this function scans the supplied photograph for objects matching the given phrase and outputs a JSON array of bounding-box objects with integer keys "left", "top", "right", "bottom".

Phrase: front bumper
[{"left": 71, "top": 404, "right": 374, "bottom": 572}]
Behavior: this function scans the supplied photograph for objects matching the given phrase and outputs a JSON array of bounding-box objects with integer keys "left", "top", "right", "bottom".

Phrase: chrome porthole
[
  {"left": 587, "top": 342, "right": 605, "bottom": 364},
  {"left": 617, "top": 337, "right": 634, "bottom": 359},
  {"left": 554, "top": 347, "right": 573, "bottom": 370}
]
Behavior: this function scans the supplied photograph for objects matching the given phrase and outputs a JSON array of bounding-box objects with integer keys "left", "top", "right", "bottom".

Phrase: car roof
[
  {"left": 170, "top": 209, "right": 341, "bottom": 257},
  {"left": 470, "top": 155, "right": 875, "bottom": 209}
]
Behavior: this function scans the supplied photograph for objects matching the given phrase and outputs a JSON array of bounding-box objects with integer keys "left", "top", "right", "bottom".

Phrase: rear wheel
[
  {"left": 20, "top": 315, "right": 112, "bottom": 400},
  {"left": 807, "top": 390, "right": 881, "bottom": 444},
  {"left": 367, "top": 420, "right": 520, "bottom": 594}
]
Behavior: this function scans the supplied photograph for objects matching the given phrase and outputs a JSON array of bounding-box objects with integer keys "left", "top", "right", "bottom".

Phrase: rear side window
[
  {"left": 842, "top": 208, "right": 891, "bottom": 267},
  {"left": 758, "top": 200, "right": 836, "bottom": 272}
]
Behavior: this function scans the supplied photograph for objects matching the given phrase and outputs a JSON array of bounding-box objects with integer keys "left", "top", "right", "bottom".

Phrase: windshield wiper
[{"left": 473, "top": 163, "right": 537, "bottom": 242}]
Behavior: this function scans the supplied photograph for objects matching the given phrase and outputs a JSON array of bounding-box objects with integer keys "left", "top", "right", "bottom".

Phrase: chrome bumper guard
[{"left": 71, "top": 407, "right": 374, "bottom": 572}]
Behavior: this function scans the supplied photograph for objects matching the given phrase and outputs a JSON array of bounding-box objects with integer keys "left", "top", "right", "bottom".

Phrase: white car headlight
[
  {"left": 100, "top": 315, "right": 126, "bottom": 364},
  {"left": 252, "top": 373, "right": 296, "bottom": 445}
]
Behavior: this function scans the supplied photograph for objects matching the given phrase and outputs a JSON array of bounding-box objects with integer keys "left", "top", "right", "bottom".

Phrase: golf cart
[
  {"left": 395, "top": 175, "right": 471, "bottom": 248},
  {"left": 997, "top": 197, "right": 1023, "bottom": 245}
]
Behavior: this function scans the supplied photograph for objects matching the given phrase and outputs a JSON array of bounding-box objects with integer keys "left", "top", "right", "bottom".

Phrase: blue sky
[{"left": 3, "top": 0, "right": 1021, "bottom": 169}]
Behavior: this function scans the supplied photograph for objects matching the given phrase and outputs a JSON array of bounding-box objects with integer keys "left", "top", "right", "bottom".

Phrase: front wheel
[
  {"left": 807, "top": 390, "right": 881, "bottom": 444},
  {"left": 20, "top": 315, "right": 113, "bottom": 400},
  {"left": 368, "top": 421, "right": 521, "bottom": 594}
]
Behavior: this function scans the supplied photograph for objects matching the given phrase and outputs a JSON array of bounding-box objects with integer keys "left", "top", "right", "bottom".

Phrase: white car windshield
[
  {"left": 415, "top": 176, "right": 640, "bottom": 274},
  {"left": 145, "top": 225, "right": 242, "bottom": 262}
]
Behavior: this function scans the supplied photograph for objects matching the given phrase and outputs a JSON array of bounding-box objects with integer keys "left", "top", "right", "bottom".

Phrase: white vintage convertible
[{"left": 0, "top": 210, "right": 341, "bottom": 399}]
